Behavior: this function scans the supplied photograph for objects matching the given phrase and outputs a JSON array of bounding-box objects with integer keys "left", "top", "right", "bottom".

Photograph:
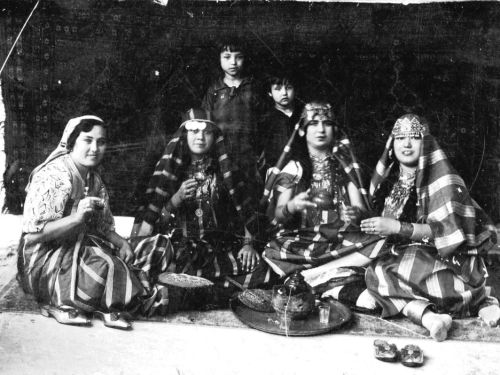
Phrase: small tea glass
[
  {"left": 318, "top": 302, "right": 331, "bottom": 325},
  {"left": 278, "top": 312, "right": 292, "bottom": 330}
]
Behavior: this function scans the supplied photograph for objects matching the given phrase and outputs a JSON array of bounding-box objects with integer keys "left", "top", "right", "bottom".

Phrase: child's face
[
  {"left": 269, "top": 83, "right": 295, "bottom": 108},
  {"left": 220, "top": 49, "right": 244, "bottom": 78}
]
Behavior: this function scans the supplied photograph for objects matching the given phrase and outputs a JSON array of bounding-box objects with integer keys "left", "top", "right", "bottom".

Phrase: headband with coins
[
  {"left": 298, "top": 102, "right": 336, "bottom": 136},
  {"left": 391, "top": 115, "right": 429, "bottom": 137}
]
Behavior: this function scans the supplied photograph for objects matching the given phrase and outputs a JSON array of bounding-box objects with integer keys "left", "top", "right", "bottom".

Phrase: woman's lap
[
  {"left": 262, "top": 229, "right": 386, "bottom": 277},
  {"left": 22, "top": 236, "right": 145, "bottom": 312},
  {"left": 132, "top": 234, "right": 274, "bottom": 289},
  {"left": 366, "top": 246, "right": 490, "bottom": 318}
]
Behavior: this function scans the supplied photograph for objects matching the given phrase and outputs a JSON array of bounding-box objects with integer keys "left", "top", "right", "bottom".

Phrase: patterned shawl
[
  {"left": 139, "top": 109, "right": 249, "bottom": 231},
  {"left": 370, "top": 114, "right": 496, "bottom": 257}
]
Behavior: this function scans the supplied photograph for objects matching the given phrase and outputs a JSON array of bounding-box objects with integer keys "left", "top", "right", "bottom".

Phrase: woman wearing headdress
[
  {"left": 133, "top": 108, "right": 273, "bottom": 295},
  {"left": 361, "top": 114, "right": 500, "bottom": 341},
  {"left": 261, "top": 101, "right": 387, "bottom": 297},
  {"left": 18, "top": 116, "right": 171, "bottom": 329}
]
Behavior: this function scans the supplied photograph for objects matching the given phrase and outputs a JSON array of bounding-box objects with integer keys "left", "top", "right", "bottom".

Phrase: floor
[{"left": 1, "top": 214, "right": 499, "bottom": 375}]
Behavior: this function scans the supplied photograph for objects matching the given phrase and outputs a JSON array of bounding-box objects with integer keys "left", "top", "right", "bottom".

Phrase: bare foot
[
  {"left": 356, "top": 289, "right": 378, "bottom": 310},
  {"left": 421, "top": 312, "right": 452, "bottom": 342},
  {"left": 478, "top": 305, "right": 500, "bottom": 327}
]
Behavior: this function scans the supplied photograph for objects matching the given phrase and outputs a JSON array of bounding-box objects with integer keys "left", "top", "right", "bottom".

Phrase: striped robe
[
  {"left": 132, "top": 167, "right": 274, "bottom": 290},
  {"left": 19, "top": 155, "right": 170, "bottom": 316},
  {"left": 132, "top": 122, "right": 274, "bottom": 291},
  {"left": 262, "top": 160, "right": 387, "bottom": 277},
  {"left": 366, "top": 132, "right": 498, "bottom": 318},
  {"left": 132, "top": 233, "right": 274, "bottom": 291}
]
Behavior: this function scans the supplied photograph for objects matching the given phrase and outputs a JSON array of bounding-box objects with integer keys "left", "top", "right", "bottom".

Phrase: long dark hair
[{"left": 290, "top": 100, "right": 343, "bottom": 186}]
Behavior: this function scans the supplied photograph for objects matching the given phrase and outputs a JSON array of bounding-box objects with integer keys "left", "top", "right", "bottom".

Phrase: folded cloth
[
  {"left": 322, "top": 281, "right": 380, "bottom": 313},
  {"left": 303, "top": 265, "right": 365, "bottom": 289}
]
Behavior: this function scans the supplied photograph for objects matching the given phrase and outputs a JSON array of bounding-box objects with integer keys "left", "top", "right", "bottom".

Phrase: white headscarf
[{"left": 25, "top": 115, "right": 104, "bottom": 191}]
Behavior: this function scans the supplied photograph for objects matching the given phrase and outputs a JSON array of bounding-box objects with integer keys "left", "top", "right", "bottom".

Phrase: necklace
[
  {"left": 188, "top": 157, "right": 211, "bottom": 218},
  {"left": 382, "top": 169, "right": 416, "bottom": 219},
  {"left": 309, "top": 153, "right": 341, "bottom": 213},
  {"left": 399, "top": 167, "right": 416, "bottom": 182}
]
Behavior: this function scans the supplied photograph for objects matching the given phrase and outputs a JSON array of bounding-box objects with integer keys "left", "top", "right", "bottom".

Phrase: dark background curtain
[{"left": 1, "top": 0, "right": 499, "bottom": 222}]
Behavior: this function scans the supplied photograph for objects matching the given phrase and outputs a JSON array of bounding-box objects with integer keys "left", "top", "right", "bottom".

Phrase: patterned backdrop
[{"left": 1, "top": 1, "right": 499, "bottom": 221}]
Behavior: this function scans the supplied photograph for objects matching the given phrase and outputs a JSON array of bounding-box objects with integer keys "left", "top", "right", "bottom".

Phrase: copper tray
[{"left": 230, "top": 298, "right": 352, "bottom": 336}]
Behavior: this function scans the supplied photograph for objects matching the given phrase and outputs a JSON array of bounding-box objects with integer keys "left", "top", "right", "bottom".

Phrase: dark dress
[
  {"left": 201, "top": 77, "right": 264, "bottom": 204},
  {"left": 258, "top": 105, "right": 303, "bottom": 176}
]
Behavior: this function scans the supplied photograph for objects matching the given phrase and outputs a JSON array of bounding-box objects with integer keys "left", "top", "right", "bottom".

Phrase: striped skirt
[
  {"left": 19, "top": 233, "right": 170, "bottom": 316},
  {"left": 365, "top": 244, "right": 494, "bottom": 318},
  {"left": 132, "top": 234, "right": 275, "bottom": 290},
  {"left": 262, "top": 222, "right": 387, "bottom": 277}
]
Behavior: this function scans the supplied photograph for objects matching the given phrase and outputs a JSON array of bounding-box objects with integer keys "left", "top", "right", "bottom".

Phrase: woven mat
[{"left": 1, "top": 278, "right": 499, "bottom": 342}]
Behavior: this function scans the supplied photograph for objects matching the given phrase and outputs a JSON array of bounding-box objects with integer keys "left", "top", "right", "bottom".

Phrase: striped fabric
[
  {"left": 135, "top": 112, "right": 252, "bottom": 233},
  {"left": 132, "top": 234, "right": 274, "bottom": 291},
  {"left": 366, "top": 245, "right": 493, "bottom": 318},
  {"left": 366, "top": 115, "right": 498, "bottom": 318},
  {"left": 20, "top": 234, "right": 171, "bottom": 316},
  {"left": 261, "top": 128, "right": 370, "bottom": 212},
  {"left": 19, "top": 157, "right": 172, "bottom": 317},
  {"left": 262, "top": 158, "right": 387, "bottom": 277},
  {"left": 131, "top": 110, "right": 274, "bottom": 290},
  {"left": 369, "top": 131, "right": 495, "bottom": 258}
]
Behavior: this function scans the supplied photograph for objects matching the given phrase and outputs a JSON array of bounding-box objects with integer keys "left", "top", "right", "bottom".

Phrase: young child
[
  {"left": 202, "top": 38, "right": 262, "bottom": 167},
  {"left": 201, "top": 37, "right": 264, "bottom": 228},
  {"left": 258, "top": 72, "right": 303, "bottom": 176}
]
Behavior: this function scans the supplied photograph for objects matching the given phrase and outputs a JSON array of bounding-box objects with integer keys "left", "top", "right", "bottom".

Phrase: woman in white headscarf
[{"left": 18, "top": 116, "right": 170, "bottom": 329}]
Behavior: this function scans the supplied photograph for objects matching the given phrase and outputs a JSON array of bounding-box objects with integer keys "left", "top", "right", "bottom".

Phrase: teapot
[{"left": 271, "top": 271, "right": 315, "bottom": 320}]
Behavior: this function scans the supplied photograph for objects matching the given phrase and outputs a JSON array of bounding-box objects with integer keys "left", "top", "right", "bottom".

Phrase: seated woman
[
  {"left": 361, "top": 113, "right": 500, "bottom": 341},
  {"left": 18, "top": 116, "right": 171, "bottom": 329},
  {"left": 262, "top": 102, "right": 387, "bottom": 291},
  {"left": 133, "top": 108, "right": 273, "bottom": 296}
]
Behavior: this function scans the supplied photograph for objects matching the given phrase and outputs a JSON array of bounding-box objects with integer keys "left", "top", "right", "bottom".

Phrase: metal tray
[{"left": 230, "top": 298, "right": 352, "bottom": 336}]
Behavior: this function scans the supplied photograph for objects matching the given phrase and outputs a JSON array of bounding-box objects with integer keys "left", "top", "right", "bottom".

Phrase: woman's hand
[
  {"left": 360, "top": 217, "right": 400, "bottom": 237},
  {"left": 117, "top": 240, "right": 134, "bottom": 264},
  {"left": 290, "top": 190, "right": 317, "bottom": 213},
  {"left": 172, "top": 178, "right": 198, "bottom": 206},
  {"left": 76, "top": 197, "right": 105, "bottom": 222},
  {"left": 238, "top": 245, "right": 260, "bottom": 272}
]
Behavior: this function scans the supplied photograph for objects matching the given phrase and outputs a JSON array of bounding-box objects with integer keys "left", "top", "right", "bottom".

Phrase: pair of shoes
[
  {"left": 40, "top": 305, "right": 91, "bottom": 326},
  {"left": 373, "top": 340, "right": 424, "bottom": 367},
  {"left": 94, "top": 311, "right": 132, "bottom": 330}
]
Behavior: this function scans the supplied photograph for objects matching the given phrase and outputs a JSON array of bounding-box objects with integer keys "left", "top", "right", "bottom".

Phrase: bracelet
[
  {"left": 399, "top": 221, "right": 414, "bottom": 238},
  {"left": 242, "top": 238, "right": 253, "bottom": 247},
  {"left": 282, "top": 202, "right": 294, "bottom": 219}
]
